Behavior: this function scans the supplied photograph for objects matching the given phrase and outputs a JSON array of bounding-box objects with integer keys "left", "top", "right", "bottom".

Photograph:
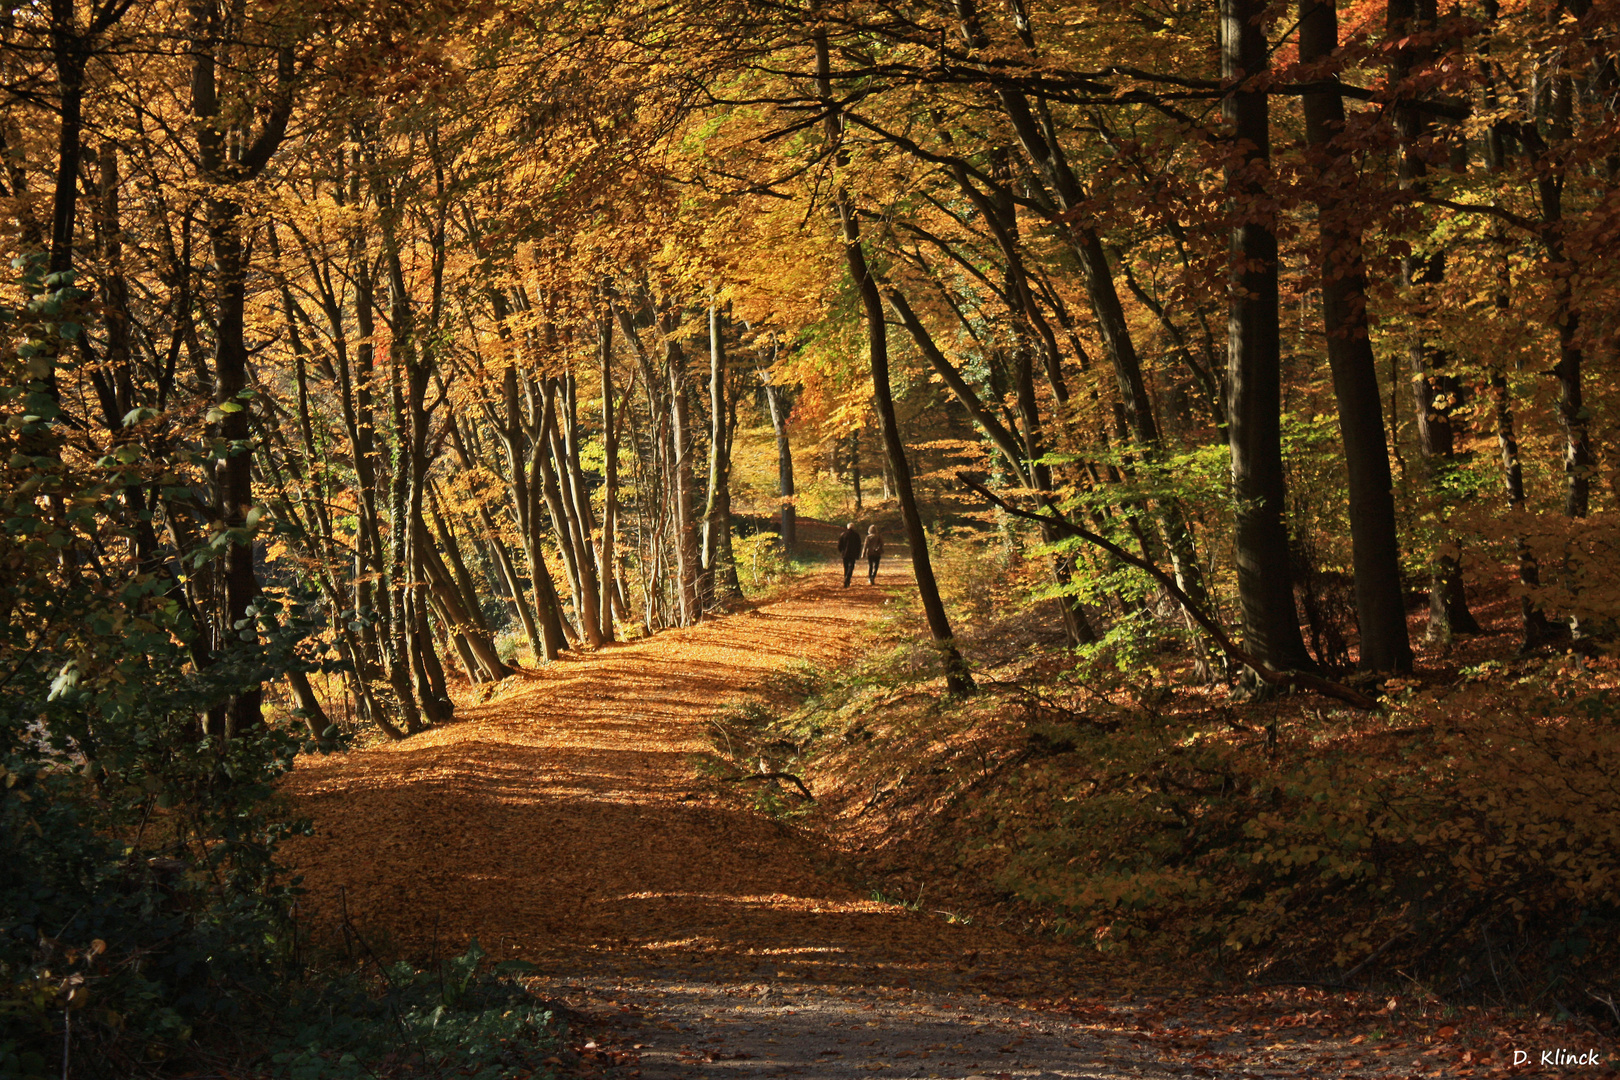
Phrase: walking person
[
  {"left": 836, "top": 522, "right": 862, "bottom": 587},
  {"left": 861, "top": 525, "right": 884, "bottom": 585}
]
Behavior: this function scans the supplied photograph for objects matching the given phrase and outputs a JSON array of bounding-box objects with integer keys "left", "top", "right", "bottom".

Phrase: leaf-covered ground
[{"left": 281, "top": 549, "right": 1614, "bottom": 1079}]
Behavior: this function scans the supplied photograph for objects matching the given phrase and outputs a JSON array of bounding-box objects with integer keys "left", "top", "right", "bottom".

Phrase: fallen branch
[
  {"left": 1342, "top": 925, "right": 1408, "bottom": 982},
  {"left": 958, "top": 474, "right": 1379, "bottom": 711},
  {"left": 724, "top": 772, "right": 815, "bottom": 800}
]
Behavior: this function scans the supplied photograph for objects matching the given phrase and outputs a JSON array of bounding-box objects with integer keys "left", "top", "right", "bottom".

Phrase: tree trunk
[
  {"left": 561, "top": 371, "right": 608, "bottom": 635},
  {"left": 597, "top": 303, "right": 620, "bottom": 641},
  {"left": 1478, "top": 50, "right": 1564, "bottom": 648},
  {"left": 428, "top": 488, "right": 490, "bottom": 635},
  {"left": 204, "top": 199, "right": 267, "bottom": 734},
  {"left": 499, "top": 363, "right": 569, "bottom": 659},
  {"left": 286, "top": 669, "right": 333, "bottom": 738},
  {"left": 882, "top": 281, "right": 1097, "bottom": 645},
  {"left": 1223, "top": 0, "right": 1316, "bottom": 672},
  {"left": 850, "top": 429, "right": 864, "bottom": 513},
  {"left": 1299, "top": 0, "right": 1414, "bottom": 674},
  {"left": 816, "top": 20, "right": 974, "bottom": 696},
  {"left": 1390, "top": 0, "right": 1481, "bottom": 643},
  {"left": 703, "top": 303, "right": 742, "bottom": 601},
  {"left": 760, "top": 353, "right": 797, "bottom": 554},
  {"left": 665, "top": 308, "right": 702, "bottom": 624},
  {"left": 382, "top": 229, "right": 451, "bottom": 726},
  {"left": 538, "top": 377, "right": 602, "bottom": 644},
  {"left": 419, "top": 521, "right": 512, "bottom": 680}
]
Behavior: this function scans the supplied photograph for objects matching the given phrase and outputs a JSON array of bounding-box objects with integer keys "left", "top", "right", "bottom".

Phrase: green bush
[
  {"left": 733, "top": 530, "right": 790, "bottom": 593},
  {"left": 263, "top": 942, "right": 561, "bottom": 1080},
  {"left": 0, "top": 262, "right": 325, "bottom": 1074}
]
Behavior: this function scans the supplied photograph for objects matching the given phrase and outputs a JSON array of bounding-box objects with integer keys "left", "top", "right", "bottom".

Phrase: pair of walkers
[{"left": 836, "top": 523, "right": 884, "bottom": 587}]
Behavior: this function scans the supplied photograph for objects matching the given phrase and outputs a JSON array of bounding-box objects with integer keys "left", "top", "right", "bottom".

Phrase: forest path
[{"left": 282, "top": 548, "right": 1307, "bottom": 1079}]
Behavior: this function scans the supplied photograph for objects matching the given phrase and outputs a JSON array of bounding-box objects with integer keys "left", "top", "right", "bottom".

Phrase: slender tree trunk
[
  {"left": 499, "top": 364, "right": 568, "bottom": 659},
  {"left": 48, "top": 0, "right": 89, "bottom": 279},
  {"left": 760, "top": 353, "right": 797, "bottom": 553},
  {"left": 385, "top": 349, "right": 428, "bottom": 732},
  {"left": 883, "top": 280, "right": 1097, "bottom": 646},
  {"left": 1299, "top": 0, "right": 1413, "bottom": 674},
  {"left": 850, "top": 429, "right": 864, "bottom": 513},
  {"left": 704, "top": 303, "right": 741, "bottom": 600},
  {"left": 665, "top": 309, "right": 701, "bottom": 624},
  {"left": 419, "top": 521, "right": 512, "bottom": 680},
  {"left": 1223, "top": 0, "right": 1316, "bottom": 672},
  {"left": 1390, "top": 0, "right": 1481, "bottom": 642},
  {"left": 482, "top": 505, "right": 545, "bottom": 657},
  {"left": 1489, "top": 367, "right": 1562, "bottom": 647},
  {"left": 348, "top": 248, "right": 396, "bottom": 713},
  {"left": 428, "top": 488, "right": 489, "bottom": 634},
  {"left": 815, "top": 20, "right": 974, "bottom": 695},
  {"left": 204, "top": 197, "right": 267, "bottom": 733},
  {"left": 1529, "top": 148, "right": 1590, "bottom": 521},
  {"left": 537, "top": 379, "right": 600, "bottom": 643},
  {"left": 1478, "top": 54, "right": 1563, "bottom": 648},
  {"left": 559, "top": 372, "right": 607, "bottom": 640},
  {"left": 598, "top": 304, "right": 620, "bottom": 640},
  {"left": 189, "top": 21, "right": 297, "bottom": 736},
  {"left": 380, "top": 228, "right": 450, "bottom": 726},
  {"left": 286, "top": 669, "right": 333, "bottom": 738}
]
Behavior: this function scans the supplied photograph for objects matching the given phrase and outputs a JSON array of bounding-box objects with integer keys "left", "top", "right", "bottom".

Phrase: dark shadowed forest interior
[{"left": 3, "top": 0, "right": 1620, "bottom": 1076}]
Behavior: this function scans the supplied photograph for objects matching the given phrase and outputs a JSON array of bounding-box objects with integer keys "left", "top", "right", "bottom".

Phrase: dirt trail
[{"left": 282, "top": 557, "right": 1346, "bottom": 1079}]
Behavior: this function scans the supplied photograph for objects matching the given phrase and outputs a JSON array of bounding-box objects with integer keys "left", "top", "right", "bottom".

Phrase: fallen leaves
[{"left": 276, "top": 572, "right": 1616, "bottom": 1080}]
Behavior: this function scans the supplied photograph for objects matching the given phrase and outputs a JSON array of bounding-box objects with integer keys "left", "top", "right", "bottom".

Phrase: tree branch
[
  {"left": 957, "top": 474, "right": 1379, "bottom": 711},
  {"left": 724, "top": 772, "right": 814, "bottom": 800}
]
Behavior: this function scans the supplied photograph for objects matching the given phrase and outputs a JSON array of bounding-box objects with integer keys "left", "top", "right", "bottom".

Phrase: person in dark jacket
[
  {"left": 861, "top": 525, "right": 884, "bottom": 584},
  {"left": 836, "top": 522, "right": 862, "bottom": 587}
]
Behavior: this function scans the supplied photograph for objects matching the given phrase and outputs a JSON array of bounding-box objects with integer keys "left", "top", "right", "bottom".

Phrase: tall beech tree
[
  {"left": 1222, "top": 0, "right": 1315, "bottom": 672},
  {"left": 1299, "top": 0, "right": 1414, "bottom": 674},
  {"left": 189, "top": 0, "right": 297, "bottom": 735},
  {"left": 814, "top": 17, "right": 975, "bottom": 696}
]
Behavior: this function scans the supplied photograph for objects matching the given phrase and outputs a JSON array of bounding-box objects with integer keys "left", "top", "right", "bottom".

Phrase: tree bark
[
  {"left": 882, "top": 282, "right": 1097, "bottom": 645},
  {"left": 815, "top": 19, "right": 975, "bottom": 696},
  {"left": 597, "top": 303, "right": 620, "bottom": 640},
  {"left": 190, "top": 16, "right": 295, "bottom": 735},
  {"left": 1223, "top": 0, "right": 1316, "bottom": 671},
  {"left": 499, "top": 363, "right": 569, "bottom": 659},
  {"left": 1299, "top": 0, "right": 1414, "bottom": 674},
  {"left": 759, "top": 348, "right": 797, "bottom": 554},
  {"left": 1389, "top": 0, "right": 1481, "bottom": 642},
  {"left": 665, "top": 307, "right": 702, "bottom": 624},
  {"left": 286, "top": 669, "right": 333, "bottom": 738},
  {"left": 701, "top": 304, "right": 741, "bottom": 601}
]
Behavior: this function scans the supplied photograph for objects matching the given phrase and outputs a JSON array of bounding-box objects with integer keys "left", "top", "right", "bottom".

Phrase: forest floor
[{"left": 281, "top": 531, "right": 1597, "bottom": 1080}]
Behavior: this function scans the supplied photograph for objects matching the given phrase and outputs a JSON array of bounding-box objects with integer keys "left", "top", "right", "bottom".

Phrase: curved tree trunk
[{"left": 816, "top": 19, "right": 975, "bottom": 696}]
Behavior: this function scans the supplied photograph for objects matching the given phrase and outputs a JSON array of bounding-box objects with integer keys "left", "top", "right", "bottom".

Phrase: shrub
[
  {"left": 262, "top": 942, "right": 562, "bottom": 1080},
  {"left": 993, "top": 672, "right": 1620, "bottom": 998},
  {"left": 0, "top": 264, "right": 322, "bottom": 1074},
  {"left": 733, "top": 530, "right": 790, "bottom": 593}
]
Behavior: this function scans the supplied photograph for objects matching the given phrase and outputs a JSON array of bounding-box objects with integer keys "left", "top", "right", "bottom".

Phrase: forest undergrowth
[{"left": 697, "top": 544, "right": 1620, "bottom": 1033}]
